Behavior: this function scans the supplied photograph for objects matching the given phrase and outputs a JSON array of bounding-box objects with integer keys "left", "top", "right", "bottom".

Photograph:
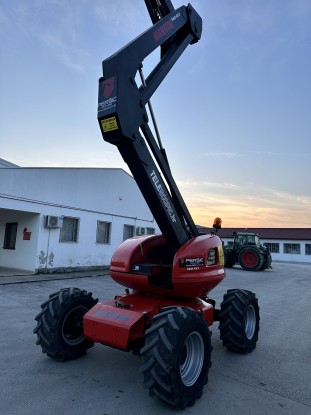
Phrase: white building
[
  {"left": 0, "top": 164, "right": 159, "bottom": 274},
  {"left": 197, "top": 226, "right": 311, "bottom": 264}
]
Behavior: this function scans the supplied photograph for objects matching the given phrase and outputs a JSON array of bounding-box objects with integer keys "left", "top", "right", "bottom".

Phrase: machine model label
[
  {"left": 171, "top": 12, "right": 181, "bottom": 22},
  {"left": 101, "top": 117, "right": 118, "bottom": 132},
  {"left": 179, "top": 257, "right": 205, "bottom": 269},
  {"left": 98, "top": 76, "right": 117, "bottom": 115},
  {"left": 150, "top": 170, "right": 176, "bottom": 223}
]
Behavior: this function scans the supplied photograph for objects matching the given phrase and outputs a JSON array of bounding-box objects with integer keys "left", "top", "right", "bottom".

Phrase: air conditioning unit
[
  {"left": 136, "top": 226, "right": 146, "bottom": 236},
  {"left": 45, "top": 215, "right": 63, "bottom": 228}
]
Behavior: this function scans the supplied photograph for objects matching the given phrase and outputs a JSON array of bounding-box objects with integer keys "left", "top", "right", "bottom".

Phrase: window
[
  {"left": 146, "top": 227, "right": 155, "bottom": 235},
  {"left": 305, "top": 244, "right": 311, "bottom": 255},
  {"left": 60, "top": 217, "right": 79, "bottom": 242},
  {"left": 226, "top": 241, "right": 234, "bottom": 247},
  {"left": 96, "top": 221, "right": 111, "bottom": 244},
  {"left": 283, "top": 243, "right": 300, "bottom": 254},
  {"left": 3, "top": 222, "right": 18, "bottom": 249},
  {"left": 264, "top": 243, "right": 279, "bottom": 253},
  {"left": 123, "top": 224, "right": 134, "bottom": 241}
]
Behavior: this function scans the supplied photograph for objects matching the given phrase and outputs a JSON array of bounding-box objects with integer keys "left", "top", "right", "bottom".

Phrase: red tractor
[{"left": 34, "top": 0, "right": 260, "bottom": 408}]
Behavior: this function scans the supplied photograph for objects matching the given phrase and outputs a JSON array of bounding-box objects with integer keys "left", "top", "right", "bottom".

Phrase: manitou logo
[
  {"left": 153, "top": 19, "right": 173, "bottom": 42},
  {"left": 102, "top": 77, "right": 115, "bottom": 98}
]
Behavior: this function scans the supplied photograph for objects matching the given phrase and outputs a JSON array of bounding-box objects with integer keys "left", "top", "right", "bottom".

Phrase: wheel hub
[
  {"left": 180, "top": 331, "right": 204, "bottom": 387},
  {"left": 245, "top": 304, "right": 256, "bottom": 339},
  {"left": 62, "top": 305, "right": 88, "bottom": 345},
  {"left": 242, "top": 252, "right": 258, "bottom": 267}
]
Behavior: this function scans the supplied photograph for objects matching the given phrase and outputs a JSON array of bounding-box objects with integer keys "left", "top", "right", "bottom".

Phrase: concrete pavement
[
  {"left": 0, "top": 261, "right": 310, "bottom": 414},
  {"left": 0, "top": 268, "right": 108, "bottom": 285}
]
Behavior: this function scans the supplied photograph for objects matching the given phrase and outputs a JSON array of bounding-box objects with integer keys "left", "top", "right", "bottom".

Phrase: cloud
[
  {"left": 177, "top": 179, "right": 311, "bottom": 228},
  {"left": 200, "top": 151, "right": 243, "bottom": 159},
  {"left": 268, "top": 189, "right": 311, "bottom": 207},
  {"left": 205, "top": 0, "right": 311, "bottom": 76},
  {"left": 200, "top": 150, "right": 310, "bottom": 160},
  {"left": 246, "top": 150, "right": 311, "bottom": 158},
  {"left": 177, "top": 179, "right": 240, "bottom": 191},
  {"left": 91, "top": 1, "right": 147, "bottom": 38},
  {"left": 39, "top": 33, "right": 88, "bottom": 71},
  {"left": 4, "top": 0, "right": 149, "bottom": 72},
  {"left": 1, "top": 1, "right": 91, "bottom": 72},
  {"left": 0, "top": 9, "right": 9, "bottom": 25}
]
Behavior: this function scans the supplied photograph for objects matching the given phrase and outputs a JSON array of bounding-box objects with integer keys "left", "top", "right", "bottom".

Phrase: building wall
[
  {"left": 0, "top": 210, "right": 40, "bottom": 271},
  {"left": 0, "top": 158, "right": 19, "bottom": 168},
  {"left": 0, "top": 168, "right": 159, "bottom": 273},
  {"left": 0, "top": 167, "right": 153, "bottom": 219},
  {"left": 261, "top": 238, "right": 311, "bottom": 263}
]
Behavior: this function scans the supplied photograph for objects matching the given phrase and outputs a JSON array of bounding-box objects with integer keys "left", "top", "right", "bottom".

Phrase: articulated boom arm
[{"left": 97, "top": 1, "right": 202, "bottom": 251}]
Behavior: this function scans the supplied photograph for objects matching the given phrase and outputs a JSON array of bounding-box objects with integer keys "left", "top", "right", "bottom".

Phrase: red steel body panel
[
  {"left": 109, "top": 234, "right": 225, "bottom": 298},
  {"left": 109, "top": 234, "right": 166, "bottom": 273},
  {"left": 83, "top": 293, "right": 214, "bottom": 351},
  {"left": 83, "top": 302, "right": 145, "bottom": 350},
  {"left": 172, "top": 234, "right": 225, "bottom": 297}
]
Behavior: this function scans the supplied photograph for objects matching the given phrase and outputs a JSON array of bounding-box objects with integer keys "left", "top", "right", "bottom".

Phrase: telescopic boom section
[
  {"left": 144, "top": 0, "right": 174, "bottom": 24},
  {"left": 97, "top": 2, "right": 202, "bottom": 252}
]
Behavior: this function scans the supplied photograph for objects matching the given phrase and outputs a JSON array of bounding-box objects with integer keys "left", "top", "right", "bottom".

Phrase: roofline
[{"left": 196, "top": 226, "right": 311, "bottom": 241}]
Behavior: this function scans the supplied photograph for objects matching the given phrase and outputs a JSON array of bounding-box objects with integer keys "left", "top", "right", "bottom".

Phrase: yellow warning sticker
[{"left": 101, "top": 117, "right": 118, "bottom": 132}]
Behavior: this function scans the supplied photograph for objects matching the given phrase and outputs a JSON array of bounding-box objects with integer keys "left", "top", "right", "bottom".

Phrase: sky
[{"left": 0, "top": 0, "right": 310, "bottom": 228}]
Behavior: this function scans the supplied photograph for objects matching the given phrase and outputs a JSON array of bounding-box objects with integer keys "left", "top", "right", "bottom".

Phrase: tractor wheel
[
  {"left": 224, "top": 251, "right": 235, "bottom": 268},
  {"left": 140, "top": 306, "right": 212, "bottom": 408},
  {"left": 219, "top": 289, "right": 260, "bottom": 353},
  {"left": 262, "top": 252, "right": 272, "bottom": 270},
  {"left": 238, "top": 246, "right": 264, "bottom": 271},
  {"left": 34, "top": 287, "right": 98, "bottom": 361}
]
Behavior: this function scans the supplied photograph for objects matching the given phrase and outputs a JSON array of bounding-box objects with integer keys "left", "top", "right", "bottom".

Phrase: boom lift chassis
[{"left": 34, "top": 0, "right": 260, "bottom": 408}]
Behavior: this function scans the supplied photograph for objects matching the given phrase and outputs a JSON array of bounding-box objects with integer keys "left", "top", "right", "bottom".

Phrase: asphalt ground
[{"left": 0, "top": 262, "right": 310, "bottom": 415}]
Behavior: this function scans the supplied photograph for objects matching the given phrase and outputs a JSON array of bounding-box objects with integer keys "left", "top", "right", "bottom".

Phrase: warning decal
[{"left": 101, "top": 117, "right": 118, "bottom": 132}]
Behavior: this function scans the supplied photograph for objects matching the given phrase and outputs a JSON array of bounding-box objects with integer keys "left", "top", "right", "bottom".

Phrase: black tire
[
  {"left": 34, "top": 287, "right": 98, "bottom": 361},
  {"left": 219, "top": 289, "right": 260, "bottom": 353},
  {"left": 263, "top": 252, "right": 272, "bottom": 269},
  {"left": 140, "top": 307, "right": 212, "bottom": 408},
  {"left": 238, "top": 246, "right": 264, "bottom": 271},
  {"left": 224, "top": 251, "right": 235, "bottom": 268}
]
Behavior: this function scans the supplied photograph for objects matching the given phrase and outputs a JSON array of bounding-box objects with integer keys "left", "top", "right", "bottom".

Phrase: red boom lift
[{"left": 34, "top": 0, "right": 260, "bottom": 408}]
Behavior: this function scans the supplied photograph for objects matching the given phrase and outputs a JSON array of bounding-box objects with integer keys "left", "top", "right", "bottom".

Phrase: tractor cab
[{"left": 234, "top": 232, "right": 260, "bottom": 249}]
